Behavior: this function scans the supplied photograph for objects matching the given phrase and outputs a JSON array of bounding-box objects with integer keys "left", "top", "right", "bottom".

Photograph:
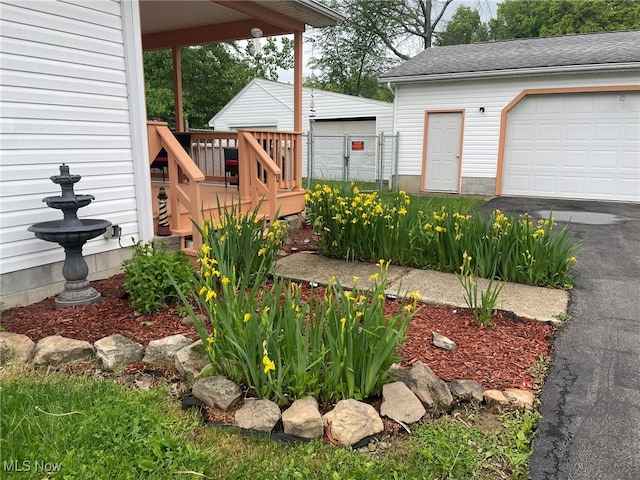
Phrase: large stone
[
  {"left": 94, "top": 334, "right": 144, "bottom": 370},
  {"left": 234, "top": 399, "right": 281, "bottom": 433},
  {"left": 175, "top": 340, "right": 209, "bottom": 384},
  {"left": 32, "top": 335, "right": 94, "bottom": 366},
  {"left": 192, "top": 376, "right": 241, "bottom": 410},
  {"left": 448, "top": 379, "right": 485, "bottom": 403},
  {"left": 380, "top": 381, "right": 426, "bottom": 424},
  {"left": 483, "top": 389, "right": 510, "bottom": 406},
  {"left": 322, "top": 399, "right": 384, "bottom": 447},
  {"left": 281, "top": 396, "right": 324, "bottom": 439},
  {"left": 142, "top": 334, "right": 193, "bottom": 366},
  {"left": 404, "top": 361, "right": 453, "bottom": 411},
  {"left": 504, "top": 388, "right": 535, "bottom": 409},
  {"left": 432, "top": 331, "right": 457, "bottom": 351},
  {"left": 0, "top": 332, "right": 35, "bottom": 364}
]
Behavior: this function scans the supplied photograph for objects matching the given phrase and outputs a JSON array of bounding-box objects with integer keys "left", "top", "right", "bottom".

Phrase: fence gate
[{"left": 304, "top": 132, "right": 398, "bottom": 191}]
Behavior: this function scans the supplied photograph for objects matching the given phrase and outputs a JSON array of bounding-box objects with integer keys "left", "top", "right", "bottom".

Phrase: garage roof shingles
[{"left": 381, "top": 30, "right": 640, "bottom": 80}]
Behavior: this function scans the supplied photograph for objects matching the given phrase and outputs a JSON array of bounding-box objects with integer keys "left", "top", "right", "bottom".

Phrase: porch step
[
  {"left": 171, "top": 226, "right": 192, "bottom": 237},
  {"left": 183, "top": 247, "right": 198, "bottom": 258}
]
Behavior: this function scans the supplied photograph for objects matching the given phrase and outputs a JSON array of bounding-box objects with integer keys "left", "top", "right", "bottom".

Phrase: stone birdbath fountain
[{"left": 28, "top": 164, "right": 112, "bottom": 309}]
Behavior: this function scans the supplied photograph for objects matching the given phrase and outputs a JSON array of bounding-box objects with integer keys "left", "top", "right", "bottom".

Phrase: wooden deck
[
  {"left": 150, "top": 179, "right": 305, "bottom": 247},
  {"left": 147, "top": 122, "right": 306, "bottom": 252}
]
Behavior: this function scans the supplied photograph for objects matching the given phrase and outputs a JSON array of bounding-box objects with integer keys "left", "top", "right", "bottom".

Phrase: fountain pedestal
[{"left": 28, "top": 164, "right": 111, "bottom": 309}]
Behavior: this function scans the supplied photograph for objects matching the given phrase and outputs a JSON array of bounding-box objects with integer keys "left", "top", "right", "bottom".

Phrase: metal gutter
[
  {"left": 288, "top": 0, "right": 345, "bottom": 26},
  {"left": 380, "top": 62, "right": 640, "bottom": 84}
]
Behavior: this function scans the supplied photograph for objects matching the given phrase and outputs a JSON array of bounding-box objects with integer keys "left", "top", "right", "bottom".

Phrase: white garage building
[{"left": 380, "top": 30, "right": 640, "bottom": 202}]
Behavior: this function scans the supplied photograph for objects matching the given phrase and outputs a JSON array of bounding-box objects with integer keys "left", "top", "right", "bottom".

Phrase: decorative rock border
[{"left": 0, "top": 331, "right": 535, "bottom": 447}]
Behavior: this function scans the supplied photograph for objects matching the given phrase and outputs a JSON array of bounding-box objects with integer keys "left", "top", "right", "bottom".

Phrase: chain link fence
[{"left": 304, "top": 133, "right": 399, "bottom": 192}]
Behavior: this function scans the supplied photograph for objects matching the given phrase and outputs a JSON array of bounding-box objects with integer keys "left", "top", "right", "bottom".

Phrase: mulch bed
[{"left": 1, "top": 227, "right": 554, "bottom": 393}]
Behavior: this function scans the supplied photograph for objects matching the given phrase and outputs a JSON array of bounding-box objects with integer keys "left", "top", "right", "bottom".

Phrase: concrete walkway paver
[{"left": 275, "top": 252, "right": 569, "bottom": 323}]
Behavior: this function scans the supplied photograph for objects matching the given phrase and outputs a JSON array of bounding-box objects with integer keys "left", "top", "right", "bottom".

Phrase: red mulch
[{"left": 1, "top": 228, "right": 553, "bottom": 393}]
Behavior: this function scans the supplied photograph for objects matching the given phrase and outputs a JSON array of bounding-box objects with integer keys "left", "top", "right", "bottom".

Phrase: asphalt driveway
[{"left": 475, "top": 197, "right": 640, "bottom": 480}]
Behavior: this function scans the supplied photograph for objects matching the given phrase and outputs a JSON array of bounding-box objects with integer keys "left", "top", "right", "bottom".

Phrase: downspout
[{"left": 387, "top": 82, "right": 399, "bottom": 192}]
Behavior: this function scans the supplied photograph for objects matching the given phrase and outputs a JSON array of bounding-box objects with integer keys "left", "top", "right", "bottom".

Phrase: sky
[{"left": 276, "top": 0, "right": 498, "bottom": 83}]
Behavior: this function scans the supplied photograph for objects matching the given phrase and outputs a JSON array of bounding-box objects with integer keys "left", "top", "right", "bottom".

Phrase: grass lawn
[{"left": 1, "top": 365, "right": 537, "bottom": 480}]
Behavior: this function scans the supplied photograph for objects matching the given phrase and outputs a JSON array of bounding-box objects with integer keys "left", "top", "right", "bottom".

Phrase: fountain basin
[
  {"left": 28, "top": 219, "right": 111, "bottom": 244},
  {"left": 44, "top": 194, "right": 95, "bottom": 211}
]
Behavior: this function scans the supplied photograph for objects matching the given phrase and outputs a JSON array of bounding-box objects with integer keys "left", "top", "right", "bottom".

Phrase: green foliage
[
  {"left": 489, "top": 0, "right": 640, "bottom": 40},
  {"left": 457, "top": 252, "right": 504, "bottom": 326},
  {"left": 176, "top": 203, "right": 415, "bottom": 405},
  {"left": 144, "top": 41, "right": 293, "bottom": 130},
  {"left": 436, "top": 6, "right": 490, "bottom": 46},
  {"left": 306, "top": 0, "right": 405, "bottom": 100},
  {"left": 306, "top": 184, "right": 580, "bottom": 288},
  {"left": 314, "top": 267, "right": 417, "bottom": 402},
  {"left": 122, "top": 241, "right": 194, "bottom": 313},
  {"left": 197, "top": 201, "right": 289, "bottom": 288}
]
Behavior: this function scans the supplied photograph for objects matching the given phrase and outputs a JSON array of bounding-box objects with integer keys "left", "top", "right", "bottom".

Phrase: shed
[
  {"left": 209, "top": 78, "right": 393, "bottom": 134},
  {"left": 208, "top": 78, "right": 393, "bottom": 180},
  {"left": 380, "top": 30, "right": 640, "bottom": 202}
]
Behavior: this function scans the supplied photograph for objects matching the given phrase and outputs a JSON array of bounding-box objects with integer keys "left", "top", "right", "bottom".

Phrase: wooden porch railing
[
  {"left": 147, "top": 121, "right": 204, "bottom": 250},
  {"left": 238, "top": 129, "right": 304, "bottom": 221},
  {"left": 188, "top": 131, "right": 238, "bottom": 182},
  {"left": 147, "top": 122, "right": 304, "bottom": 252}
]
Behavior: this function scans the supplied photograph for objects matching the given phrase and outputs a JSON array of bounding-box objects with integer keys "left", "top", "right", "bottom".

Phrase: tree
[
  {"left": 306, "top": 0, "right": 454, "bottom": 100},
  {"left": 306, "top": 0, "right": 399, "bottom": 100},
  {"left": 435, "top": 6, "right": 489, "bottom": 46},
  {"left": 541, "top": 0, "right": 640, "bottom": 36},
  {"left": 144, "top": 38, "right": 294, "bottom": 130},
  {"left": 389, "top": 0, "right": 456, "bottom": 53},
  {"left": 237, "top": 36, "right": 294, "bottom": 81},
  {"left": 489, "top": 0, "right": 640, "bottom": 40}
]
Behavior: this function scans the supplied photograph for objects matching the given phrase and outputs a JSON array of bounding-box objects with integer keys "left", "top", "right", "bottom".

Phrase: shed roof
[
  {"left": 208, "top": 78, "right": 392, "bottom": 127},
  {"left": 381, "top": 30, "right": 640, "bottom": 83}
]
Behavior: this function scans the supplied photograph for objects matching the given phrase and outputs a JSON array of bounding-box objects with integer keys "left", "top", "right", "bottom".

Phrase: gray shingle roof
[{"left": 381, "top": 30, "right": 640, "bottom": 81}]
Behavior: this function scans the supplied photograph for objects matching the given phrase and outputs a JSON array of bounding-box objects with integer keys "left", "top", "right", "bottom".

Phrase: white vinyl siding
[
  {"left": 0, "top": 0, "right": 142, "bottom": 274},
  {"left": 210, "top": 79, "right": 393, "bottom": 134},
  {"left": 393, "top": 71, "right": 640, "bottom": 186}
]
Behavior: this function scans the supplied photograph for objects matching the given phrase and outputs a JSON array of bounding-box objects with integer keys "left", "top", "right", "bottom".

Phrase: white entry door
[{"left": 424, "top": 112, "right": 463, "bottom": 192}]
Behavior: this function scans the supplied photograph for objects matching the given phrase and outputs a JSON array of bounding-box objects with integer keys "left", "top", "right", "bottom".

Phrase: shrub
[
  {"left": 122, "top": 241, "right": 194, "bottom": 313},
  {"left": 195, "top": 200, "right": 289, "bottom": 289}
]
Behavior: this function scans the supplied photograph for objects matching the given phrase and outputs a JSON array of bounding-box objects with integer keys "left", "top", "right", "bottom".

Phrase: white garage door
[
  {"left": 312, "top": 119, "right": 378, "bottom": 182},
  {"left": 503, "top": 91, "right": 640, "bottom": 202},
  {"left": 313, "top": 119, "right": 376, "bottom": 135}
]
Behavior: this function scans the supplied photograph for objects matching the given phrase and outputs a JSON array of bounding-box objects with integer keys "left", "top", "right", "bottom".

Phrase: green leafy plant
[
  {"left": 456, "top": 251, "right": 504, "bottom": 327},
  {"left": 306, "top": 185, "right": 580, "bottom": 289},
  {"left": 122, "top": 241, "right": 194, "bottom": 313},
  {"left": 175, "top": 201, "right": 417, "bottom": 405},
  {"left": 196, "top": 200, "right": 289, "bottom": 288},
  {"left": 318, "top": 267, "right": 418, "bottom": 401}
]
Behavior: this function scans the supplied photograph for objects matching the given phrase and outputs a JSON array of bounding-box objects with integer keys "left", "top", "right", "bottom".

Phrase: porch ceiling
[{"left": 140, "top": 0, "right": 342, "bottom": 50}]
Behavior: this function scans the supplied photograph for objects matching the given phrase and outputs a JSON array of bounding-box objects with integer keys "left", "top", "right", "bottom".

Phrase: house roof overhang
[
  {"left": 140, "top": 0, "right": 343, "bottom": 50},
  {"left": 382, "top": 62, "right": 640, "bottom": 85},
  {"left": 380, "top": 30, "right": 640, "bottom": 86}
]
